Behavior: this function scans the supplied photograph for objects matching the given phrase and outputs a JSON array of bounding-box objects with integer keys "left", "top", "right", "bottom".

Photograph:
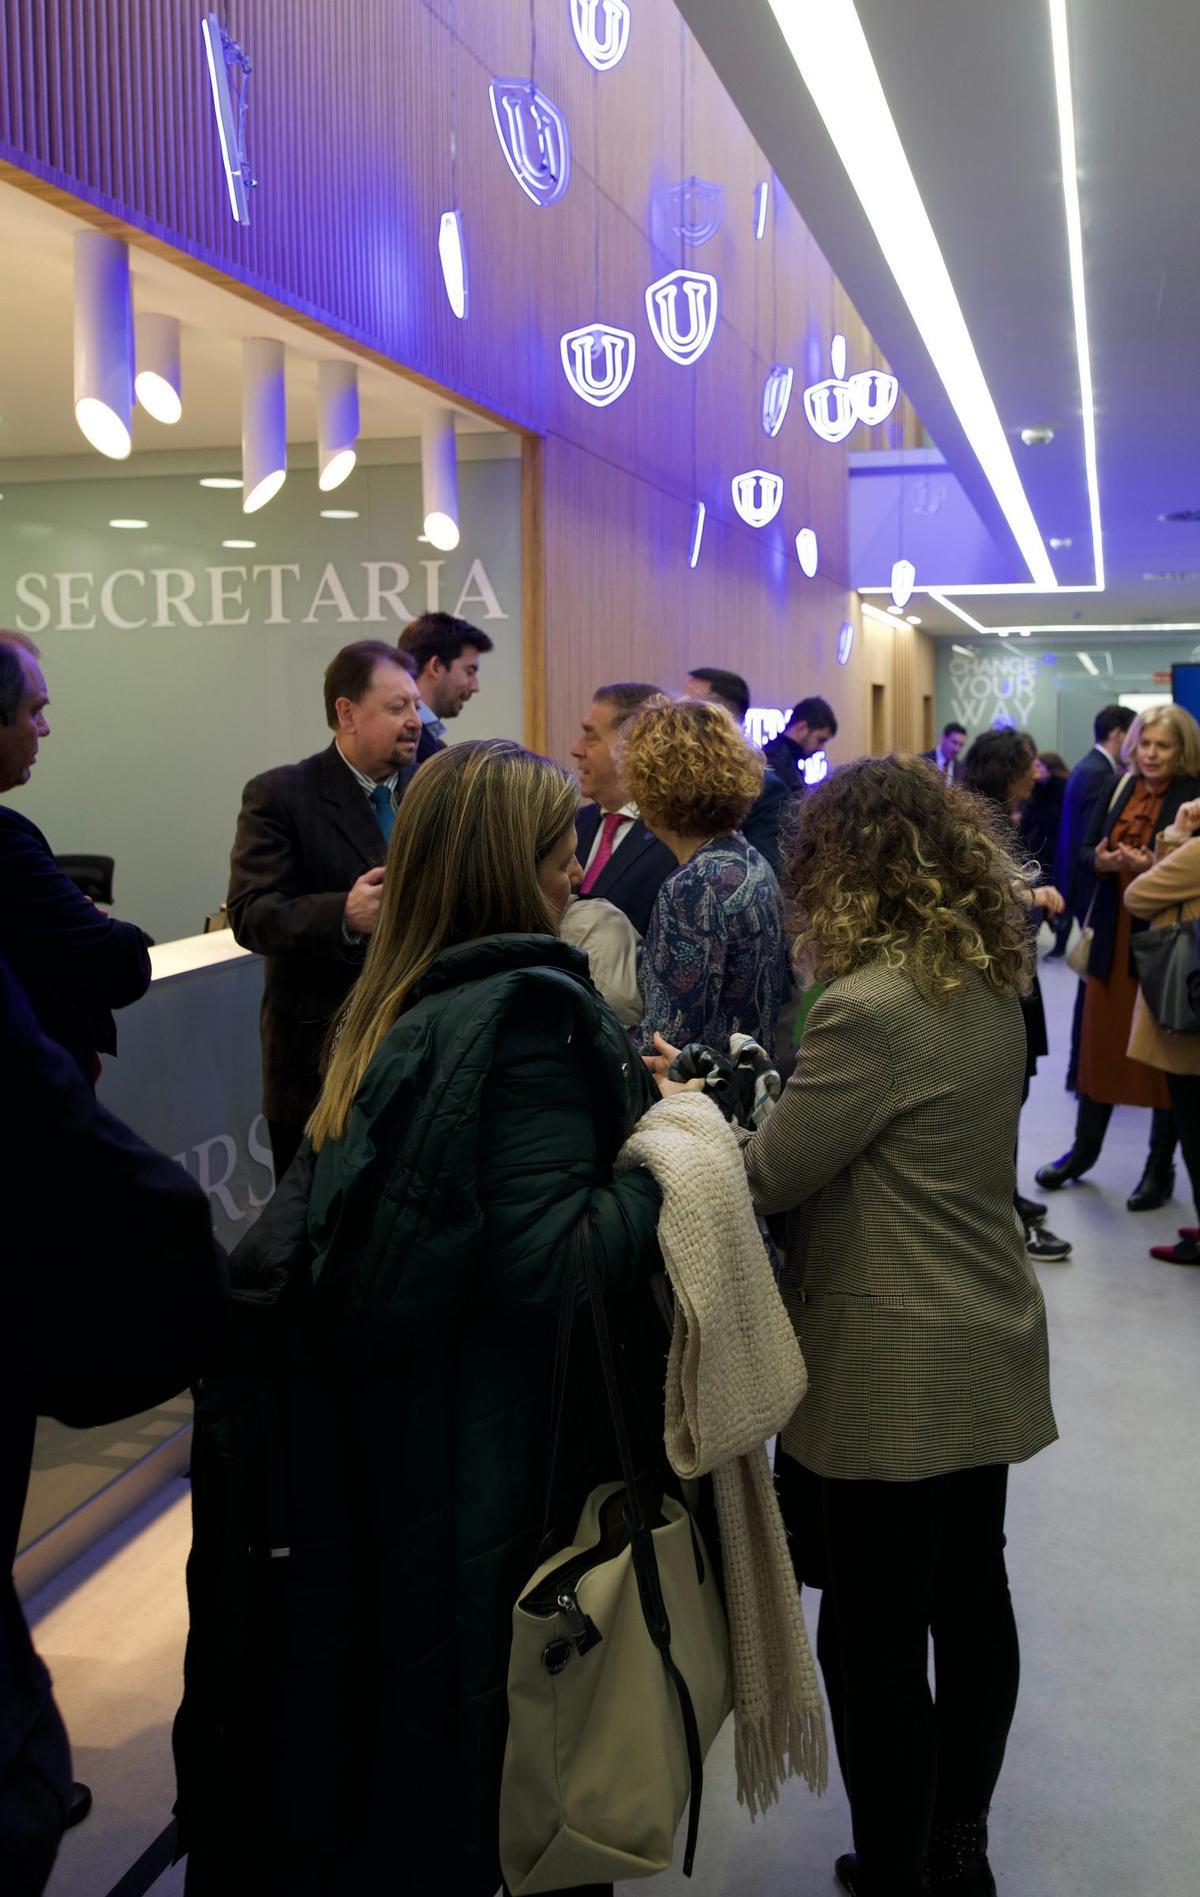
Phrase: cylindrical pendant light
[
  {"left": 317, "top": 361, "right": 359, "bottom": 492},
  {"left": 135, "top": 314, "right": 183, "bottom": 424},
  {"left": 421, "top": 409, "right": 460, "bottom": 551},
  {"left": 242, "top": 338, "right": 287, "bottom": 513},
  {"left": 74, "top": 233, "right": 134, "bottom": 458}
]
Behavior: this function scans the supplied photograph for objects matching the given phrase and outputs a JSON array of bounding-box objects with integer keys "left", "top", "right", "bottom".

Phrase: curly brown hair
[
  {"left": 622, "top": 695, "right": 765, "bottom": 837},
  {"left": 786, "top": 755, "right": 1032, "bottom": 1001}
]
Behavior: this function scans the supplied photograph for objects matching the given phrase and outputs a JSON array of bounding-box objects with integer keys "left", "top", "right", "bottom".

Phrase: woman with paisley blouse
[{"left": 621, "top": 694, "right": 785, "bottom": 1055}]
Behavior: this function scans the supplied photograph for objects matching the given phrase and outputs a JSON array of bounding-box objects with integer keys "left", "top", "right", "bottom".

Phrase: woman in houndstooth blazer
[{"left": 717, "top": 757, "right": 1055, "bottom": 1897}]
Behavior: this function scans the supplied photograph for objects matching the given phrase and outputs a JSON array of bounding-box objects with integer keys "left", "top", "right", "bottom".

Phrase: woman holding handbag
[
  {"left": 1125, "top": 797, "right": 1200, "bottom": 1264},
  {"left": 1037, "top": 703, "right": 1200, "bottom": 1207},
  {"left": 176, "top": 740, "right": 667, "bottom": 1897}
]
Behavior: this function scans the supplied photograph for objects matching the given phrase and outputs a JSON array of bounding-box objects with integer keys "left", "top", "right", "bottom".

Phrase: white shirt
[
  {"left": 581, "top": 801, "right": 639, "bottom": 873},
  {"left": 336, "top": 742, "right": 399, "bottom": 804}
]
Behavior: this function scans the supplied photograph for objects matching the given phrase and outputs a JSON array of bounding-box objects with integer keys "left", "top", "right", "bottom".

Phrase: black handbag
[{"left": 1131, "top": 910, "right": 1200, "bottom": 1034}]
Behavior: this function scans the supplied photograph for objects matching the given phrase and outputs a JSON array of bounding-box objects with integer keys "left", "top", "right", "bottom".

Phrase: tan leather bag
[
  {"left": 500, "top": 1482, "right": 732, "bottom": 1893},
  {"left": 499, "top": 1226, "right": 732, "bottom": 1894}
]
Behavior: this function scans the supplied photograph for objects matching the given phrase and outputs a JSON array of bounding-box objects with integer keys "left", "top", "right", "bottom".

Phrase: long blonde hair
[{"left": 308, "top": 739, "right": 578, "bottom": 1148}]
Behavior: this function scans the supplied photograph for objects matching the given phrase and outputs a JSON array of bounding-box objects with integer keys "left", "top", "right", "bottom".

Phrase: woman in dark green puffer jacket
[{"left": 177, "top": 741, "right": 665, "bottom": 1897}]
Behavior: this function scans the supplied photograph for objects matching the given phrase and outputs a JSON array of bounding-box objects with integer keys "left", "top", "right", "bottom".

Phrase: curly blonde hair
[
  {"left": 787, "top": 755, "right": 1032, "bottom": 1001},
  {"left": 621, "top": 695, "right": 764, "bottom": 836}
]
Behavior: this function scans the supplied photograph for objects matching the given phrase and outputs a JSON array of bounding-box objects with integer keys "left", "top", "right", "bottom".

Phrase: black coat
[
  {"left": 762, "top": 732, "right": 809, "bottom": 797},
  {"left": 574, "top": 802, "right": 677, "bottom": 937},
  {"left": 226, "top": 744, "right": 412, "bottom": 1125},
  {"left": 414, "top": 721, "right": 445, "bottom": 767},
  {"left": 1018, "top": 776, "right": 1066, "bottom": 884},
  {"left": 0, "top": 805, "right": 150, "bottom": 1077},
  {"left": 174, "top": 935, "right": 666, "bottom": 1897},
  {"left": 1054, "top": 747, "right": 1122, "bottom": 922},
  {"left": 1, "top": 951, "right": 224, "bottom": 1844},
  {"left": 741, "top": 768, "right": 791, "bottom": 877},
  {"left": 1082, "top": 771, "right": 1200, "bottom": 981}
]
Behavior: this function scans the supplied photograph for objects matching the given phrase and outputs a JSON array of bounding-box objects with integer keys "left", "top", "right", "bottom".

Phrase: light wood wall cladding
[{"left": 0, "top": 0, "right": 929, "bottom": 761}]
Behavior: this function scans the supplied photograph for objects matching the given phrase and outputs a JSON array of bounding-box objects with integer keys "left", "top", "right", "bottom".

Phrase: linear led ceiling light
[
  {"left": 1049, "top": 0, "right": 1103, "bottom": 591},
  {"left": 421, "top": 409, "right": 460, "bottom": 552},
  {"left": 768, "top": 0, "right": 1056, "bottom": 589},
  {"left": 74, "top": 233, "right": 134, "bottom": 459},
  {"left": 317, "top": 361, "right": 359, "bottom": 492},
  {"left": 134, "top": 314, "right": 182, "bottom": 424},
  {"left": 241, "top": 338, "right": 286, "bottom": 513}
]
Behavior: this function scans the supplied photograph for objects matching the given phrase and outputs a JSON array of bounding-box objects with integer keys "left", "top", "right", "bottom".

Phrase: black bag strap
[{"left": 577, "top": 1221, "right": 707, "bottom": 1880}]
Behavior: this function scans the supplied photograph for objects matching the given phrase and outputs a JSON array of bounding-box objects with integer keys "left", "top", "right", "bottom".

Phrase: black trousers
[
  {"left": 266, "top": 1118, "right": 306, "bottom": 1186},
  {"left": 778, "top": 1456, "right": 1018, "bottom": 1897},
  {"left": 1166, "top": 1072, "right": 1200, "bottom": 1222}
]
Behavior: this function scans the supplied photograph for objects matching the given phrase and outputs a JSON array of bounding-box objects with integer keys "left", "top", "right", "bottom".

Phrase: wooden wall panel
[{"left": 0, "top": 0, "right": 927, "bottom": 760}]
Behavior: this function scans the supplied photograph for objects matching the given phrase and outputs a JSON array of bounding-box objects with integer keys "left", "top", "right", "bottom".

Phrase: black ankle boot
[
  {"left": 1128, "top": 1155, "right": 1175, "bottom": 1211},
  {"left": 926, "top": 1815, "right": 996, "bottom": 1895},
  {"left": 1035, "top": 1145, "right": 1098, "bottom": 1190}
]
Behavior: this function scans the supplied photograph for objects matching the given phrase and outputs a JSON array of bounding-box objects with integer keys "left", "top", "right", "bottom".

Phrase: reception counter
[{"left": 16, "top": 931, "right": 270, "bottom": 1598}]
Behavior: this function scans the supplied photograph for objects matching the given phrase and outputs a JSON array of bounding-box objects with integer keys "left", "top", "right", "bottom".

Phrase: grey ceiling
[{"left": 677, "top": 0, "right": 1200, "bottom": 635}]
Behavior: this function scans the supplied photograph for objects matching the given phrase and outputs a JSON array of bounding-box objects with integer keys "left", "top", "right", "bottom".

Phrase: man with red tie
[{"left": 569, "top": 683, "right": 676, "bottom": 938}]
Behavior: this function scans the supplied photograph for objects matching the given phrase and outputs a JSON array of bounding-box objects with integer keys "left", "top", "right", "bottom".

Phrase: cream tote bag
[{"left": 499, "top": 1230, "right": 732, "bottom": 1894}]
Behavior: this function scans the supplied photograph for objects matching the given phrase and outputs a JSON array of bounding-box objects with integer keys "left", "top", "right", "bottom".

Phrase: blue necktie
[{"left": 368, "top": 783, "right": 394, "bottom": 844}]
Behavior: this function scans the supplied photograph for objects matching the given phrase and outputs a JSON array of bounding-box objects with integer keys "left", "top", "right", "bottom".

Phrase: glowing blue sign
[
  {"left": 571, "top": 0, "right": 631, "bottom": 71},
  {"left": 890, "top": 558, "right": 916, "bottom": 609},
  {"left": 803, "top": 335, "right": 900, "bottom": 442},
  {"left": 560, "top": 323, "right": 637, "bottom": 407},
  {"left": 795, "top": 527, "right": 819, "bottom": 577},
  {"left": 688, "top": 499, "right": 706, "bottom": 568},
  {"left": 644, "top": 268, "right": 718, "bottom": 366},
  {"left": 489, "top": 80, "right": 571, "bottom": 206},
  {"left": 850, "top": 368, "right": 898, "bottom": 427},
  {"left": 438, "top": 211, "right": 468, "bottom": 319},
  {"left": 201, "top": 12, "right": 254, "bottom": 225},
  {"left": 668, "top": 176, "right": 724, "bottom": 246},
  {"left": 753, "top": 180, "right": 769, "bottom": 240},
  {"left": 837, "top": 621, "right": 854, "bottom": 666},
  {"left": 731, "top": 469, "right": 783, "bottom": 528},
  {"left": 761, "top": 364, "right": 794, "bottom": 438}
]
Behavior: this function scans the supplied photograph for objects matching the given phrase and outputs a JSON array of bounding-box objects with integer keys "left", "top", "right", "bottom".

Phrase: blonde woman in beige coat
[{"left": 1125, "top": 796, "right": 1200, "bottom": 1263}]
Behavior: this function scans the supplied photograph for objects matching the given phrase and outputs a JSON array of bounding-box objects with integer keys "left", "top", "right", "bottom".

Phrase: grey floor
[{"left": 30, "top": 956, "right": 1200, "bottom": 1896}]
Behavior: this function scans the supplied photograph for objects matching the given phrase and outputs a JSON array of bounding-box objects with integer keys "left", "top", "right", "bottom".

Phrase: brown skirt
[{"left": 1078, "top": 895, "right": 1171, "bottom": 1109}]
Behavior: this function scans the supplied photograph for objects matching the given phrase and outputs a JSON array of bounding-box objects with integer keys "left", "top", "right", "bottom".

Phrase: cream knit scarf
[{"left": 616, "top": 1093, "right": 828, "bottom": 1814}]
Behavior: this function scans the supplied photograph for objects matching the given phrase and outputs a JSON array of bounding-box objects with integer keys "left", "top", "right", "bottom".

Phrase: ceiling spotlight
[
  {"left": 997, "top": 629, "right": 1010, "bottom": 637},
  {"left": 199, "top": 476, "right": 243, "bottom": 489},
  {"left": 74, "top": 232, "right": 134, "bottom": 459},
  {"left": 887, "top": 605, "right": 903, "bottom": 616},
  {"left": 318, "top": 360, "right": 359, "bottom": 492},
  {"left": 109, "top": 518, "right": 148, "bottom": 529},
  {"left": 320, "top": 509, "right": 359, "bottom": 520},
  {"left": 1048, "top": 535, "right": 1073, "bottom": 549},
  {"left": 134, "top": 314, "right": 183, "bottom": 424},
  {"left": 421, "top": 409, "right": 460, "bottom": 552},
  {"left": 1018, "top": 629, "right": 1032, "bottom": 637},
  {"left": 242, "top": 338, "right": 286, "bottom": 512},
  {"left": 223, "top": 538, "right": 257, "bottom": 548},
  {"left": 906, "top": 614, "right": 922, "bottom": 625},
  {"left": 1020, "top": 425, "right": 1055, "bottom": 446}
]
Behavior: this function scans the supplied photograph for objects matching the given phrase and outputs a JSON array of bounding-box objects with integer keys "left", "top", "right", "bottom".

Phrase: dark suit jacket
[
  {"left": 1, "top": 949, "right": 224, "bottom": 1803},
  {"left": 741, "top": 769, "right": 790, "bottom": 877},
  {"left": 762, "top": 733, "right": 808, "bottom": 797},
  {"left": 1082, "top": 769, "right": 1200, "bottom": 981},
  {"left": 1054, "top": 747, "right": 1120, "bottom": 920},
  {"left": 0, "top": 805, "right": 150, "bottom": 1077},
  {"left": 920, "top": 748, "right": 962, "bottom": 785},
  {"left": 227, "top": 744, "right": 410, "bottom": 1125},
  {"left": 574, "top": 804, "right": 677, "bottom": 939},
  {"left": 414, "top": 722, "right": 445, "bottom": 768}
]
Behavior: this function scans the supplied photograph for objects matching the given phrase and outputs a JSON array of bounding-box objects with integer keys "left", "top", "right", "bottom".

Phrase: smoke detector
[
  {"left": 1020, "top": 425, "right": 1055, "bottom": 446},
  {"left": 1048, "top": 535, "right": 1073, "bottom": 549}
]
